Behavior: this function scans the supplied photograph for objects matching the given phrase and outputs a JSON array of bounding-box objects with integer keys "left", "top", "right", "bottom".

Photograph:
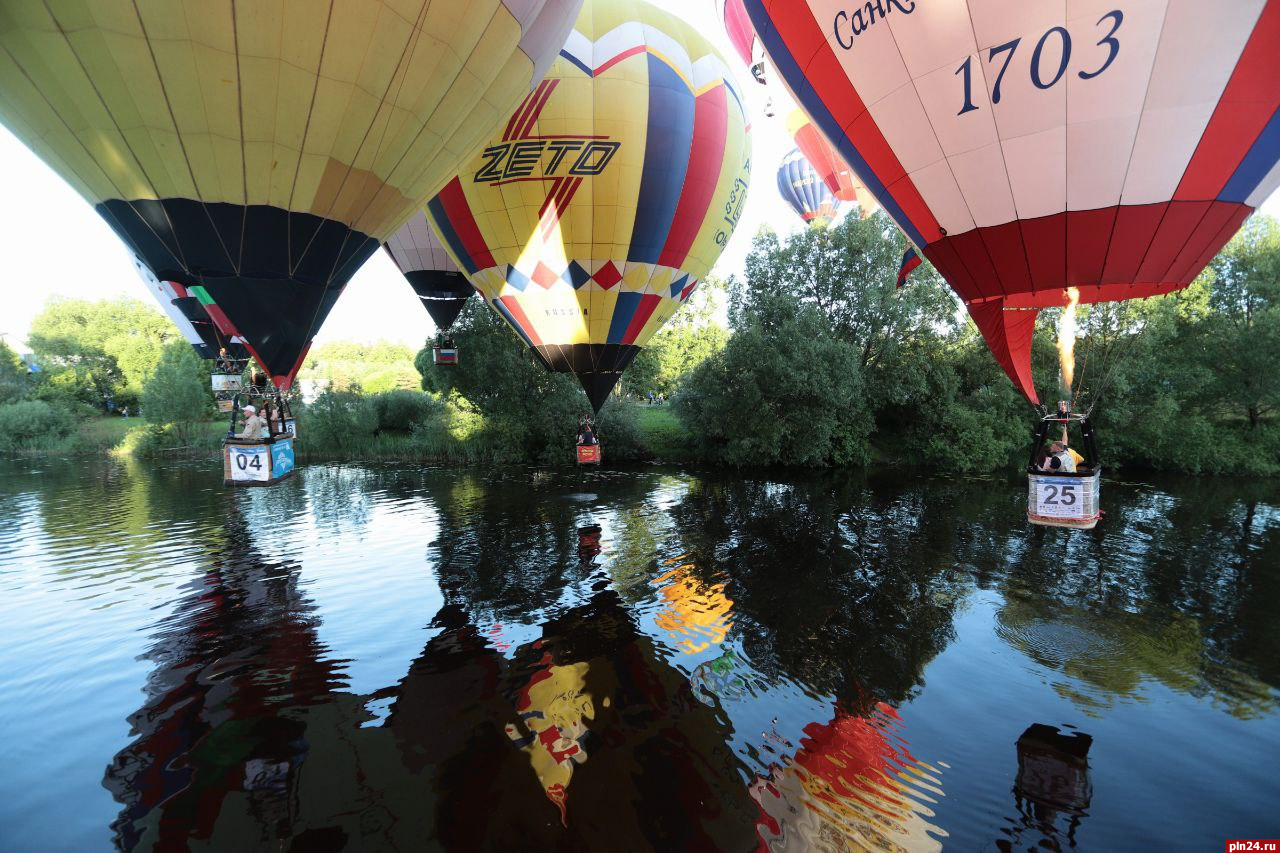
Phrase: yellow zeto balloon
[{"left": 425, "top": 0, "right": 752, "bottom": 410}]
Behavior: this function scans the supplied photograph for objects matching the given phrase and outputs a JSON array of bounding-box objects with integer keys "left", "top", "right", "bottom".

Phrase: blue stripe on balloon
[
  {"left": 607, "top": 292, "right": 643, "bottom": 344},
  {"left": 426, "top": 196, "right": 478, "bottom": 275},
  {"left": 558, "top": 49, "right": 593, "bottom": 77},
  {"left": 628, "top": 53, "right": 696, "bottom": 264},
  {"left": 742, "top": 0, "right": 925, "bottom": 247},
  {"left": 1220, "top": 105, "right": 1280, "bottom": 204}
]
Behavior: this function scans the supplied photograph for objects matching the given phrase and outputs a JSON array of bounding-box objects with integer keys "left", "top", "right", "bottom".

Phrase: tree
[
  {"left": 141, "top": 342, "right": 211, "bottom": 444},
  {"left": 416, "top": 301, "right": 639, "bottom": 463},
  {"left": 0, "top": 340, "right": 27, "bottom": 404},
  {"left": 624, "top": 278, "right": 729, "bottom": 398},
  {"left": 299, "top": 340, "right": 420, "bottom": 393},
  {"left": 675, "top": 303, "right": 872, "bottom": 466},
  {"left": 1192, "top": 215, "right": 1280, "bottom": 427},
  {"left": 28, "top": 297, "right": 173, "bottom": 409},
  {"left": 736, "top": 214, "right": 958, "bottom": 397}
]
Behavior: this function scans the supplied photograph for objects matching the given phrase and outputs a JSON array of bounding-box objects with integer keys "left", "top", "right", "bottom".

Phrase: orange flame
[{"left": 1058, "top": 287, "right": 1080, "bottom": 393}]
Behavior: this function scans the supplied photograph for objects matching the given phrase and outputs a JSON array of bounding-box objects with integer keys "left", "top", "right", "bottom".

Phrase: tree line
[{"left": 4, "top": 212, "right": 1276, "bottom": 473}]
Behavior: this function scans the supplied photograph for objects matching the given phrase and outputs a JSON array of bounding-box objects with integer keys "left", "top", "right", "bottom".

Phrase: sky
[{"left": 0, "top": 1, "right": 1275, "bottom": 353}]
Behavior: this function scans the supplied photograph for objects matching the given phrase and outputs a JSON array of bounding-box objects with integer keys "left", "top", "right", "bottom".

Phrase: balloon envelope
[
  {"left": 787, "top": 110, "right": 876, "bottom": 217},
  {"left": 0, "top": 0, "right": 582, "bottom": 388},
  {"left": 777, "top": 149, "right": 841, "bottom": 224},
  {"left": 426, "top": 0, "right": 753, "bottom": 411},
  {"left": 744, "top": 0, "right": 1280, "bottom": 402},
  {"left": 384, "top": 213, "right": 474, "bottom": 333},
  {"left": 131, "top": 255, "right": 248, "bottom": 362}
]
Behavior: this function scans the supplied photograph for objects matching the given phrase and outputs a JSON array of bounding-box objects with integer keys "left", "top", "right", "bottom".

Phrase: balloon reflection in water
[
  {"left": 651, "top": 558, "right": 735, "bottom": 655},
  {"left": 753, "top": 703, "right": 947, "bottom": 852}
]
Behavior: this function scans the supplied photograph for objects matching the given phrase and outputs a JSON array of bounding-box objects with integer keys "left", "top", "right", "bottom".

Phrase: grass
[{"left": 634, "top": 405, "right": 694, "bottom": 463}]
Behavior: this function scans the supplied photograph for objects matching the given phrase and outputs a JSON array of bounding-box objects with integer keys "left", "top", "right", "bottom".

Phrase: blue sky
[{"left": 0, "top": 1, "right": 1274, "bottom": 352}]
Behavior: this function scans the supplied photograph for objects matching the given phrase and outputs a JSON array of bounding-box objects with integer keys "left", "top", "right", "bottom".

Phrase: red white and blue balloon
[{"left": 743, "top": 0, "right": 1280, "bottom": 402}]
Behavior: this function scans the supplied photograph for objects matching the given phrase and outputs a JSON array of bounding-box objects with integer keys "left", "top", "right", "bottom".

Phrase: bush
[
  {"left": 0, "top": 399, "right": 78, "bottom": 451},
  {"left": 298, "top": 386, "right": 377, "bottom": 456},
  {"left": 371, "top": 389, "right": 437, "bottom": 433}
]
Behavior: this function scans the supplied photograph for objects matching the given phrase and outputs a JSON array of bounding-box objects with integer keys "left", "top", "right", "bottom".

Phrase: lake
[{"left": 1, "top": 458, "right": 1276, "bottom": 851}]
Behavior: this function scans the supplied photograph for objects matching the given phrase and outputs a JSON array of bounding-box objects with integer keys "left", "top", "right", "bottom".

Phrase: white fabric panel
[
  {"left": 1123, "top": 0, "right": 1266, "bottom": 204},
  {"left": 1246, "top": 157, "right": 1280, "bottom": 208},
  {"left": 514, "top": 0, "right": 585, "bottom": 82},
  {"left": 131, "top": 254, "right": 202, "bottom": 347},
  {"left": 1005, "top": 127, "right": 1067, "bottom": 219},
  {"left": 867, "top": 82, "right": 945, "bottom": 174},
  {"left": 591, "top": 21, "right": 645, "bottom": 67},
  {"left": 887, "top": 0, "right": 976, "bottom": 80},
  {"left": 969, "top": 0, "right": 1064, "bottom": 52},
  {"left": 910, "top": 157, "right": 976, "bottom": 234},
  {"left": 642, "top": 24, "right": 693, "bottom": 77},
  {"left": 1064, "top": 0, "right": 1165, "bottom": 209},
  {"left": 949, "top": 141, "right": 1018, "bottom": 226},
  {"left": 386, "top": 211, "right": 458, "bottom": 273},
  {"left": 810, "top": 0, "right": 909, "bottom": 108}
]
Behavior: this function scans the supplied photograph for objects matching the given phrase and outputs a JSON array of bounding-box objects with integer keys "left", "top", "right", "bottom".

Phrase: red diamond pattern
[
  {"left": 593, "top": 261, "right": 622, "bottom": 290},
  {"left": 531, "top": 262, "right": 561, "bottom": 289}
]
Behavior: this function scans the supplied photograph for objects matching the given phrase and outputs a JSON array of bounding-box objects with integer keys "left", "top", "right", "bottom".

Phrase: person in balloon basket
[
  {"left": 1038, "top": 417, "right": 1083, "bottom": 473},
  {"left": 236, "top": 405, "right": 266, "bottom": 441},
  {"left": 577, "top": 417, "right": 598, "bottom": 447}
]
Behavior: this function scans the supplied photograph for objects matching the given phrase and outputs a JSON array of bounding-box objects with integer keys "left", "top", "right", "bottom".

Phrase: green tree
[
  {"left": 141, "top": 342, "right": 210, "bottom": 444},
  {"left": 624, "top": 278, "right": 729, "bottom": 398},
  {"left": 299, "top": 340, "right": 420, "bottom": 393},
  {"left": 675, "top": 304, "right": 872, "bottom": 466},
  {"left": 1192, "top": 215, "right": 1280, "bottom": 427},
  {"left": 416, "top": 301, "right": 639, "bottom": 463},
  {"left": 736, "top": 214, "right": 959, "bottom": 407},
  {"left": 28, "top": 297, "right": 173, "bottom": 409},
  {"left": 0, "top": 340, "right": 27, "bottom": 404}
]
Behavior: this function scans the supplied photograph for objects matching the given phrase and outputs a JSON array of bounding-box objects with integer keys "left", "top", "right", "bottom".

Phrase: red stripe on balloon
[
  {"left": 499, "top": 296, "right": 543, "bottom": 347},
  {"left": 1135, "top": 201, "right": 1213, "bottom": 282},
  {"left": 1175, "top": 1, "right": 1280, "bottom": 199},
  {"left": 923, "top": 201, "right": 1250, "bottom": 306},
  {"left": 437, "top": 178, "right": 496, "bottom": 271},
  {"left": 622, "top": 294, "right": 661, "bottom": 344},
  {"left": 658, "top": 84, "right": 728, "bottom": 269}
]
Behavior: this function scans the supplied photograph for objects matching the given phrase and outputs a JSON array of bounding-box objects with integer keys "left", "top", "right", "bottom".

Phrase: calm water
[{"left": 1, "top": 458, "right": 1277, "bottom": 851}]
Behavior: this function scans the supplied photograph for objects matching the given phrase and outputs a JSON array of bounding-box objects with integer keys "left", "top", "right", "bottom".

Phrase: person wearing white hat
[{"left": 237, "top": 404, "right": 266, "bottom": 440}]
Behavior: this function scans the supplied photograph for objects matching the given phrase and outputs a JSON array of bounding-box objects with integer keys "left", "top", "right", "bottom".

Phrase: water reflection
[
  {"left": 102, "top": 504, "right": 342, "bottom": 850},
  {"left": 753, "top": 704, "right": 946, "bottom": 852},
  {"left": 0, "top": 460, "right": 1276, "bottom": 850}
]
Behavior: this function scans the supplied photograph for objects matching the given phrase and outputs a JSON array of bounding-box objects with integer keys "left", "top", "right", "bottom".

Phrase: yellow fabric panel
[
  {"left": 423, "top": 0, "right": 750, "bottom": 353},
  {"left": 0, "top": 0, "right": 575, "bottom": 242}
]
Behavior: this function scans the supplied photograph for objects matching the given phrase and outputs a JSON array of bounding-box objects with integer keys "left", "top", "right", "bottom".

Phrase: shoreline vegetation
[{"left": 3, "top": 213, "right": 1276, "bottom": 477}]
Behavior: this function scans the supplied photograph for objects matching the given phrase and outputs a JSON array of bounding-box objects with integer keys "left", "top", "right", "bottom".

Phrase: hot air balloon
[
  {"left": 787, "top": 110, "right": 877, "bottom": 218},
  {"left": 384, "top": 212, "right": 474, "bottom": 336},
  {"left": 130, "top": 254, "right": 248, "bottom": 363},
  {"left": 717, "top": 0, "right": 762, "bottom": 71},
  {"left": 778, "top": 148, "right": 842, "bottom": 225},
  {"left": 0, "top": 0, "right": 583, "bottom": 389},
  {"left": 425, "top": 0, "right": 753, "bottom": 412},
  {"left": 742, "top": 0, "right": 1280, "bottom": 403}
]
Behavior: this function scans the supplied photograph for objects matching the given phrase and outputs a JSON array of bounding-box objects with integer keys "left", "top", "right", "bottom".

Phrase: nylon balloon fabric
[
  {"left": 777, "top": 148, "right": 841, "bottom": 224},
  {"left": 384, "top": 212, "right": 474, "bottom": 333},
  {"left": 425, "top": 0, "right": 753, "bottom": 412},
  {"left": 743, "top": 0, "right": 1280, "bottom": 403},
  {"left": 787, "top": 110, "right": 875, "bottom": 217},
  {"left": 0, "top": 0, "right": 582, "bottom": 388}
]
